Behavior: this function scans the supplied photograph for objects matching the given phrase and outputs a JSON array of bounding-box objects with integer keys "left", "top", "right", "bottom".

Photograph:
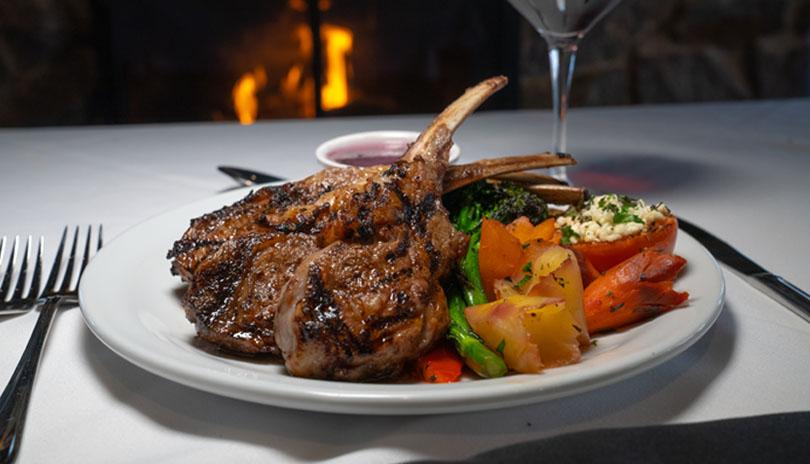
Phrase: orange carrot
[
  {"left": 417, "top": 344, "right": 464, "bottom": 383},
  {"left": 583, "top": 250, "right": 689, "bottom": 333},
  {"left": 479, "top": 218, "right": 523, "bottom": 299},
  {"left": 507, "top": 217, "right": 560, "bottom": 244}
]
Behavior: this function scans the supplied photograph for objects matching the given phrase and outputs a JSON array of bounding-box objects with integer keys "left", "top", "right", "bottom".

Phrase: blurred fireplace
[
  {"left": 99, "top": 0, "right": 520, "bottom": 124},
  {"left": 2, "top": 0, "right": 808, "bottom": 127}
]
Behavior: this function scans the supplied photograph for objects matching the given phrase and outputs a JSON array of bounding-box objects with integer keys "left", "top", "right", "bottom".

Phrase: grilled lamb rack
[{"left": 168, "top": 76, "right": 574, "bottom": 380}]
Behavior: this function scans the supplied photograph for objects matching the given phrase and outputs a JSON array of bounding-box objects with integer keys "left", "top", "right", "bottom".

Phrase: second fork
[{"left": 0, "top": 226, "right": 102, "bottom": 464}]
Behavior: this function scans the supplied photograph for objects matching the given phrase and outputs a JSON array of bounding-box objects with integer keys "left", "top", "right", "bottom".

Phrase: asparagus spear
[
  {"left": 446, "top": 281, "right": 507, "bottom": 378},
  {"left": 460, "top": 230, "right": 487, "bottom": 307}
]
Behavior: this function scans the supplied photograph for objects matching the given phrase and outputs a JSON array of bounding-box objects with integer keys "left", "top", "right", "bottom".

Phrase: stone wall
[
  {"left": 0, "top": 0, "right": 98, "bottom": 126},
  {"left": 519, "top": 0, "right": 810, "bottom": 108}
]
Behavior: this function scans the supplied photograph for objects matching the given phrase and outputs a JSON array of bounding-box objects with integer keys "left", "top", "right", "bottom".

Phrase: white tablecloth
[{"left": 1, "top": 99, "right": 809, "bottom": 463}]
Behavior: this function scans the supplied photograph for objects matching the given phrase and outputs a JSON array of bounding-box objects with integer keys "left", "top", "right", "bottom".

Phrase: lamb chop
[{"left": 272, "top": 77, "right": 509, "bottom": 380}]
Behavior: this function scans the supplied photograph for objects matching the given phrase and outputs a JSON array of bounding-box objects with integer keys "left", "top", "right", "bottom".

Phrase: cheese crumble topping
[{"left": 556, "top": 194, "right": 670, "bottom": 244}]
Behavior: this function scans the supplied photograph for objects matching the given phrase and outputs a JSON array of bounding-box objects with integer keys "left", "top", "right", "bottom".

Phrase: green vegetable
[
  {"left": 445, "top": 180, "right": 549, "bottom": 232},
  {"left": 457, "top": 230, "right": 486, "bottom": 306},
  {"left": 593, "top": 194, "right": 643, "bottom": 224},
  {"left": 560, "top": 225, "right": 580, "bottom": 245},
  {"left": 613, "top": 210, "right": 643, "bottom": 225},
  {"left": 446, "top": 283, "right": 508, "bottom": 378},
  {"left": 514, "top": 272, "right": 533, "bottom": 290},
  {"left": 441, "top": 180, "right": 549, "bottom": 377}
]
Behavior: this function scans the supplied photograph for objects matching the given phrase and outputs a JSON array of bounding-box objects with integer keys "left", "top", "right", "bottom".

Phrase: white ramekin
[{"left": 315, "top": 130, "right": 461, "bottom": 168}]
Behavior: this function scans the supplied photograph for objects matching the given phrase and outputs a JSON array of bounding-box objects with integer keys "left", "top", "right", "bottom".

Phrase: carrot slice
[
  {"left": 417, "top": 344, "right": 464, "bottom": 383},
  {"left": 479, "top": 218, "right": 523, "bottom": 299},
  {"left": 507, "top": 217, "right": 559, "bottom": 244},
  {"left": 583, "top": 250, "right": 689, "bottom": 333}
]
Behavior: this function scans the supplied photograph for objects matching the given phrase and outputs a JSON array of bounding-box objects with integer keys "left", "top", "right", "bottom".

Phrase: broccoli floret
[{"left": 444, "top": 180, "right": 548, "bottom": 233}]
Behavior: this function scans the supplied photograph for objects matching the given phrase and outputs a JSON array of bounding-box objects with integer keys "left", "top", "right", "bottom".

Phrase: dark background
[{"left": 1, "top": 0, "right": 808, "bottom": 127}]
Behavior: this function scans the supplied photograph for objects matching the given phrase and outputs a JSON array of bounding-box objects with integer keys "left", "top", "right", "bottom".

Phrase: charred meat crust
[
  {"left": 275, "top": 235, "right": 455, "bottom": 382},
  {"left": 181, "top": 233, "right": 318, "bottom": 355},
  {"left": 168, "top": 166, "right": 384, "bottom": 278}
]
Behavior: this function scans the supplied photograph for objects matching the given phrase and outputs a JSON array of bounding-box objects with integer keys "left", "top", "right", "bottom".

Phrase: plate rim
[{"left": 79, "top": 184, "right": 725, "bottom": 415}]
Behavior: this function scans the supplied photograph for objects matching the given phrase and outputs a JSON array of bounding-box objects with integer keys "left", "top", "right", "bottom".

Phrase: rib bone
[
  {"left": 523, "top": 184, "right": 588, "bottom": 205},
  {"left": 491, "top": 171, "right": 566, "bottom": 186},
  {"left": 403, "top": 76, "right": 508, "bottom": 164},
  {"left": 443, "top": 152, "right": 575, "bottom": 192}
]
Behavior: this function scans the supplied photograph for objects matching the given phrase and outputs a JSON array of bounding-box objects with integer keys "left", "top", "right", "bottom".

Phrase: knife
[
  {"left": 678, "top": 217, "right": 810, "bottom": 323},
  {"left": 218, "top": 165, "right": 284, "bottom": 186}
]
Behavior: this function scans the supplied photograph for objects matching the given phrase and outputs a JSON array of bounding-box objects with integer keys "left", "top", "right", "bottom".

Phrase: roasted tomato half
[{"left": 569, "top": 215, "right": 678, "bottom": 274}]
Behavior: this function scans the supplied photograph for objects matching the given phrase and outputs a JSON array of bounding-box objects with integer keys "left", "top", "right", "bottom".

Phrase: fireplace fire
[
  {"left": 231, "top": 1, "right": 355, "bottom": 125},
  {"left": 232, "top": 67, "right": 268, "bottom": 124},
  {"left": 13, "top": 0, "right": 518, "bottom": 126},
  {"left": 320, "top": 24, "right": 353, "bottom": 112}
]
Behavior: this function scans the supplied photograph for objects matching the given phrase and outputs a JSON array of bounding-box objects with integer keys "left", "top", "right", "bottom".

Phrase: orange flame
[
  {"left": 320, "top": 25, "right": 352, "bottom": 111},
  {"left": 232, "top": 66, "right": 268, "bottom": 125},
  {"left": 231, "top": 4, "right": 353, "bottom": 121}
]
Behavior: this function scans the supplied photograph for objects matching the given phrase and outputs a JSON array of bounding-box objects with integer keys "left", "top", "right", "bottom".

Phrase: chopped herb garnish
[
  {"left": 598, "top": 196, "right": 608, "bottom": 209},
  {"left": 572, "top": 324, "right": 582, "bottom": 333},
  {"left": 496, "top": 339, "right": 506, "bottom": 355},
  {"left": 603, "top": 202, "right": 619, "bottom": 214},
  {"left": 619, "top": 195, "right": 635, "bottom": 208},
  {"left": 522, "top": 262, "right": 533, "bottom": 273},
  {"left": 560, "top": 225, "right": 580, "bottom": 245},
  {"left": 591, "top": 339, "right": 599, "bottom": 347},
  {"left": 609, "top": 302, "right": 625, "bottom": 313},
  {"left": 522, "top": 242, "right": 530, "bottom": 249},
  {"left": 514, "top": 273, "right": 533, "bottom": 289},
  {"left": 613, "top": 210, "right": 643, "bottom": 224}
]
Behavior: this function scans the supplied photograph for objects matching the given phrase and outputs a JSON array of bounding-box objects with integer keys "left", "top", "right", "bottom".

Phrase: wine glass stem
[{"left": 547, "top": 39, "right": 579, "bottom": 181}]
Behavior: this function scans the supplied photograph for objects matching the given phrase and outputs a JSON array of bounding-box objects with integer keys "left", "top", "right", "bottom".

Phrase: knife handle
[{"left": 750, "top": 272, "right": 810, "bottom": 323}]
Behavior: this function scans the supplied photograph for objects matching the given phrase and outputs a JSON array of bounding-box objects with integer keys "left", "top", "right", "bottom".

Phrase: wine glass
[{"left": 507, "top": 0, "right": 623, "bottom": 182}]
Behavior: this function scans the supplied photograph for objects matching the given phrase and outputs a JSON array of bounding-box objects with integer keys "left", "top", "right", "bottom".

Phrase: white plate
[{"left": 79, "top": 186, "right": 725, "bottom": 415}]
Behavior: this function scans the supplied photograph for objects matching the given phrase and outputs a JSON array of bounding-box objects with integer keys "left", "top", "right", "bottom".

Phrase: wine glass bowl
[
  {"left": 509, "top": 0, "right": 622, "bottom": 39},
  {"left": 508, "top": 0, "right": 623, "bottom": 182}
]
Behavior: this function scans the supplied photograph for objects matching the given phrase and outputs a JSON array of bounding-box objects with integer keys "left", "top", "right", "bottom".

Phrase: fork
[
  {"left": 0, "top": 226, "right": 102, "bottom": 464},
  {"left": 0, "top": 236, "right": 44, "bottom": 315}
]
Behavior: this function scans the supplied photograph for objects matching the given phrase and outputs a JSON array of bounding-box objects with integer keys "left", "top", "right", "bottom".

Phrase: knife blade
[
  {"left": 218, "top": 166, "right": 284, "bottom": 186},
  {"left": 678, "top": 217, "right": 810, "bottom": 323}
]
